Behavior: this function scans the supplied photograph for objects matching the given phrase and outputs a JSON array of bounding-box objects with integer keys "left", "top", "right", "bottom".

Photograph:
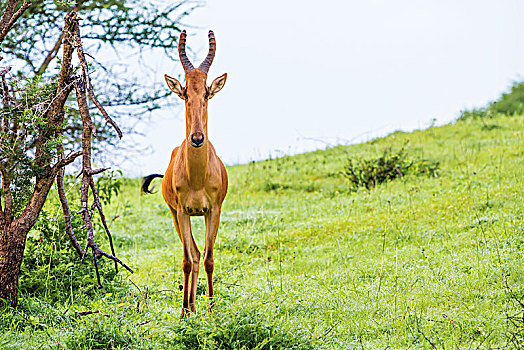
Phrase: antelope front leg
[
  {"left": 177, "top": 210, "right": 200, "bottom": 316},
  {"left": 204, "top": 207, "right": 221, "bottom": 308},
  {"left": 188, "top": 233, "right": 201, "bottom": 312}
]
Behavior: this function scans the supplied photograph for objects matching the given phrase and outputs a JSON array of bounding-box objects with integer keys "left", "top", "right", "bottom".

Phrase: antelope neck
[{"left": 184, "top": 135, "right": 209, "bottom": 188}]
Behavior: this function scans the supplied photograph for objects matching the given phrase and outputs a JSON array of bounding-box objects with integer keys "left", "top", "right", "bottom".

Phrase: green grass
[{"left": 1, "top": 116, "right": 523, "bottom": 349}]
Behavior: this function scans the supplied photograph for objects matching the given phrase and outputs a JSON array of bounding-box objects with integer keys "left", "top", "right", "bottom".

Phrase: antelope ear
[
  {"left": 165, "top": 74, "right": 185, "bottom": 99},
  {"left": 208, "top": 73, "right": 227, "bottom": 99}
]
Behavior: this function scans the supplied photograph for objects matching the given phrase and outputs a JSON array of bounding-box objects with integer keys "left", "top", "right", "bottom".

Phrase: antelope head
[{"left": 165, "top": 30, "right": 227, "bottom": 148}]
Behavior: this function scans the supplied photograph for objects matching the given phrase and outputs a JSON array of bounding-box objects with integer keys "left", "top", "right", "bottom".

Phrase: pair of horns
[{"left": 178, "top": 30, "right": 216, "bottom": 75}]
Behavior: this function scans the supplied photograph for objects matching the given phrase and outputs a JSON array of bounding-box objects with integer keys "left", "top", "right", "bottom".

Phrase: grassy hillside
[{"left": 1, "top": 116, "right": 523, "bottom": 349}]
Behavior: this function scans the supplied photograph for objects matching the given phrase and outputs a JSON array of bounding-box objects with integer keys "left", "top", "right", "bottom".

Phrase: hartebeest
[{"left": 142, "top": 30, "right": 228, "bottom": 317}]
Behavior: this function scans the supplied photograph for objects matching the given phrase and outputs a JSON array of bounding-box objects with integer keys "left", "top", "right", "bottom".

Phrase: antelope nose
[{"left": 190, "top": 132, "right": 205, "bottom": 147}]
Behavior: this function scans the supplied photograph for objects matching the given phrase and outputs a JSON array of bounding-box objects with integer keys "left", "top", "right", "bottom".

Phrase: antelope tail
[{"left": 142, "top": 174, "right": 164, "bottom": 194}]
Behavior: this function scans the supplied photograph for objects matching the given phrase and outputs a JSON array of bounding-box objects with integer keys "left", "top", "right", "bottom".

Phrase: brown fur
[{"left": 162, "top": 68, "right": 228, "bottom": 317}]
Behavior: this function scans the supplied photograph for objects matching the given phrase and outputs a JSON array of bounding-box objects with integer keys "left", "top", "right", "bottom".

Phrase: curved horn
[
  {"left": 198, "top": 30, "right": 216, "bottom": 75},
  {"left": 178, "top": 30, "right": 194, "bottom": 73}
]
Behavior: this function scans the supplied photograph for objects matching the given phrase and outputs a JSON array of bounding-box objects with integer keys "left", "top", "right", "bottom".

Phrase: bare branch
[
  {"left": 0, "top": 1, "right": 31, "bottom": 45},
  {"left": 76, "top": 310, "right": 109, "bottom": 317},
  {"left": 87, "top": 89, "right": 122, "bottom": 139},
  {"left": 56, "top": 149, "right": 84, "bottom": 257},
  {"left": 55, "top": 150, "right": 82, "bottom": 168},
  {"left": 2, "top": 2, "right": 31, "bottom": 42},
  {"left": 91, "top": 249, "right": 101, "bottom": 287},
  {"left": 1, "top": 74, "right": 17, "bottom": 109},
  {"left": 0, "top": 66, "right": 11, "bottom": 76},
  {"left": 71, "top": 19, "right": 90, "bottom": 92},
  {"left": 36, "top": 32, "right": 64, "bottom": 76},
  {"left": 89, "top": 177, "right": 118, "bottom": 273},
  {"left": 74, "top": 59, "right": 132, "bottom": 284},
  {"left": 71, "top": 18, "right": 123, "bottom": 139},
  {"left": 1, "top": 77, "right": 10, "bottom": 133},
  {"left": 96, "top": 245, "right": 133, "bottom": 274},
  {"left": 85, "top": 167, "right": 110, "bottom": 176}
]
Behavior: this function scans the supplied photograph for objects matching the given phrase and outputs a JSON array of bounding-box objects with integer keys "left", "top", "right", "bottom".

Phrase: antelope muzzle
[{"left": 190, "top": 132, "right": 205, "bottom": 148}]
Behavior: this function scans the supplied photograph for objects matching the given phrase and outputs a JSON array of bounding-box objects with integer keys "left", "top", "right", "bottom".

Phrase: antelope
[{"left": 142, "top": 30, "right": 228, "bottom": 317}]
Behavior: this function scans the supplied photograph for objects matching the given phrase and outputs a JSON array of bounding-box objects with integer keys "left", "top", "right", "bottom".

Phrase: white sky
[{"left": 128, "top": 0, "right": 524, "bottom": 176}]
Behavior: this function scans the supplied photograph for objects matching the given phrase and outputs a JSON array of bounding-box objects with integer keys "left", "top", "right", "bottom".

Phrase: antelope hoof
[{"left": 180, "top": 308, "right": 191, "bottom": 319}]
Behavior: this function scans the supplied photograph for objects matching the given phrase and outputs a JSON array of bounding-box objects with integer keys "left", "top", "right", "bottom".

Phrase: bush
[
  {"left": 18, "top": 172, "right": 125, "bottom": 304},
  {"left": 460, "top": 81, "right": 524, "bottom": 119},
  {"left": 460, "top": 107, "right": 491, "bottom": 119},
  {"left": 18, "top": 210, "right": 123, "bottom": 304},
  {"left": 490, "top": 81, "right": 524, "bottom": 116},
  {"left": 344, "top": 146, "right": 439, "bottom": 190}
]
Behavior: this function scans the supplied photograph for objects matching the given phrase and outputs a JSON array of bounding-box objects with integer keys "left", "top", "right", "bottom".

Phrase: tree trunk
[
  {"left": 0, "top": 174, "right": 57, "bottom": 307},
  {"left": 0, "top": 222, "right": 30, "bottom": 307}
]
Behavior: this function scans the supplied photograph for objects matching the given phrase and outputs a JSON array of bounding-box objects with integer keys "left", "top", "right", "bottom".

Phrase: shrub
[
  {"left": 490, "top": 81, "right": 524, "bottom": 116},
  {"left": 460, "top": 107, "right": 490, "bottom": 119},
  {"left": 460, "top": 81, "right": 524, "bottom": 119},
  {"left": 344, "top": 146, "right": 439, "bottom": 190},
  {"left": 18, "top": 210, "right": 122, "bottom": 304},
  {"left": 18, "top": 172, "right": 125, "bottom": 304},
  {"left": 95, "top": 169, "right": 123, "bottom": 205}
]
